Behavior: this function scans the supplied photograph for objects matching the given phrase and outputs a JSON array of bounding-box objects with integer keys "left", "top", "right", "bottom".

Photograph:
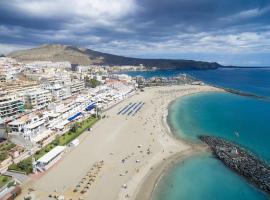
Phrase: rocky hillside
[{"left": 9, "top": 44, "right": 221, "bottom": 69}]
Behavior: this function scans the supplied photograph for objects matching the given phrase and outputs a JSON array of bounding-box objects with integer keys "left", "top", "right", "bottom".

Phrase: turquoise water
[
  {"left": 129, "top": 68, "right": 270, "bottom": 199},
  {"left": 169, "top": 92, "right": 270, "bottom": 162},
  {"left": 154, "top": 92, "right": 270, "bottom": 200},
  {"left": 154, "top": 154, "right": 268, "bottom": 200}
]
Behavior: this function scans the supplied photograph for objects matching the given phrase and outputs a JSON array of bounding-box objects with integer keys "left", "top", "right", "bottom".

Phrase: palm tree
[
  {"left": 95, "top": 106, "right": 102, "bottom": 118},
  {"left": 4, "top": 124, "right": 11, "bottom": 139}
]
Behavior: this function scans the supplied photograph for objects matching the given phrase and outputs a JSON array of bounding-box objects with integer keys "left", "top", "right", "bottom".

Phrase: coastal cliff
[{"left": 200, "top": 135, "right": 270, "bottom": 195}]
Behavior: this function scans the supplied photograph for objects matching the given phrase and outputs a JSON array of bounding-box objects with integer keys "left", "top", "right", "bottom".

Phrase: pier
[{"left": 199, "top": 135, "right": 270, "bottom": 195}]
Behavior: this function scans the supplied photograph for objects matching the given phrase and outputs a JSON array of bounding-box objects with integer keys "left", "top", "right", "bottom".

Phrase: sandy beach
[{"left": 17, "top": 84, "right": 222, "bottom": 200}]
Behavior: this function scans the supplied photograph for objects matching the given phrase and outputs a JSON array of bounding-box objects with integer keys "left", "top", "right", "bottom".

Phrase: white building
[
  {"left": 24, "top": 89, "right": 52, "bottom": 109},
  {"left": 35, "top": 146, "right": 66, "bottom": 171},
  {"left": 69, "top": 81, "right": 85, "bottom": 95},
  {"left": 41, "top": 79, "right": 71, "bottom": 101},
  {"left": 77, "top": 65, "right": 90, "bottom": 73},
  {"left": 0, "top": 57, "right": 22, "bottom": 83},
  {"left": 25, "top": 61, "right": 71, "bottom": 69},
  {"left": 8, "top": 113, "right": 49, "bottom": 142},
  {"left": 0, "top": 94, "right": 24, "bottom": 119},
  {"left": 109, "top": 74, "right": 132, "bottom": 82}
]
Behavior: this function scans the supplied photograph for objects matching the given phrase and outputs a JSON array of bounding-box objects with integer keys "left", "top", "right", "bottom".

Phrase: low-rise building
[
  {"left": 0, "top": 57, "right": 23, "bottom": 83},
  {"left": 8, "top": 113, "right": 49, "bottom": 142},
  {"left": 35, "top": 146, "right": 66, "bottom": 171}
]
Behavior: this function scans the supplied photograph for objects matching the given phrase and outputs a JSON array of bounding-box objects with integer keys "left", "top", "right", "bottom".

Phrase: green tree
[
  {"left": 24, "top": 103, "right": 33, "bottom": 110},
  {"left": 0, "top": 153, "right": 7, "bottom": 161},
  {"left": 85, "top": 76, "right": 100, "bottom": 88},
  {"left": 89, "top": 78, "right": 100, "bottom": 88},
  {"left": 70, "top": 123, "right": 78, "bottom": 133}
]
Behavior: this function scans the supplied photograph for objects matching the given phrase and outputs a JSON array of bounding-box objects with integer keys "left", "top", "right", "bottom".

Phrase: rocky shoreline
[{"left": 199, "top": 135, "right": 270, "bottom": 195}]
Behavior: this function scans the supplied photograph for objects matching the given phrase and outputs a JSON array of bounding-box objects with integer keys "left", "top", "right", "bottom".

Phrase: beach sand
[{"left": 17, "top": 84, "right": 222, "bottom": 200}]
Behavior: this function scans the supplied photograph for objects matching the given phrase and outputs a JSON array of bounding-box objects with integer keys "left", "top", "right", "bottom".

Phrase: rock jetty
[{"left": 199, "top": 135, "right": 270, "bottom": 195}]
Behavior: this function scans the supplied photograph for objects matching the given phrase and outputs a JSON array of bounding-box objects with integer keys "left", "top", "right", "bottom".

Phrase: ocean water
[
  {"left": 169, "top": 92, "right": 270, "bottom": 162},
  {"left": 154, "top": 92, "right": 270, "bottom": 200},
  {"left": 134, "top": 67, "right": 270, "bottom": 200},
  {"left": 124, "top": 68, "right": 270, "bottom": 97},
  {"left": 154, "top": 154, "right": 268, "bottom": 200}
]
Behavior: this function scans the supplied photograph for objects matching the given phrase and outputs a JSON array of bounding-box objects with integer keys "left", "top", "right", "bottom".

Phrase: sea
[{"left": 123, "top": 67, "right": 270, "bottom": 200}]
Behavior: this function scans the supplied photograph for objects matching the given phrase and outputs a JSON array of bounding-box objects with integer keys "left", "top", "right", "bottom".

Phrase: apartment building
[
  {"left": 24, "top": 89, "right": 52, "bottom": 109},
  {"left": 41, "top": 78, "right": 71, "bottom": 101},
  {"left": 0, "top": 94, "right": 24, "bottom": 119},
  {"left": 0, "top": 66, "right": 20, "bottom": 83},
  {"left": 69, "top": 81, "right": 85, "bottom": 95}
]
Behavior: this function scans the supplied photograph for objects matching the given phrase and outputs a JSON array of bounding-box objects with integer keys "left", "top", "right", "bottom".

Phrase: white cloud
[
  {"left": 220, "top": 6, "right": 270, "bottom": 22},
  {"left": 0, "top": 43, "right": 32, "bottom": 55},
  {"left": 91, "top": 31, "right": 270, "bottom": 57},
  {"left": 11, "top": 0, "right": 138, "bottom": 21},
  {"left": 5, "top": 0, "right": 140, "bottom": 35}
]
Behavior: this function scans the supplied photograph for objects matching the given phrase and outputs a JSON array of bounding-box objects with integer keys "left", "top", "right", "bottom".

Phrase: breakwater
[
  {"left": 223, "top": 88, "right": 270, "bottom": 102},
  {"left": 199, "top": 135, "right": 270, "bottom": 195}
]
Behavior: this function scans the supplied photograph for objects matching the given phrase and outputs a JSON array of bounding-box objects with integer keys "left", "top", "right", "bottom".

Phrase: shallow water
[
  {"left": 154, "top": 154, "right": 268, "bottom": 200},
  {"left": 169, "top": 92, "right": 270, "bottom": 162},
  {"left": 125, "top": 68, "right": 270, "bottom": 199},
  {"left": 154, "top": 92, "right": 270, "bottom": 200}
]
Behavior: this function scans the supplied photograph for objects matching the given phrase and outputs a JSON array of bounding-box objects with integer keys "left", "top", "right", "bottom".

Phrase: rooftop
[{"left": 37, "top": 146, "right": 66, "bottom": 164}]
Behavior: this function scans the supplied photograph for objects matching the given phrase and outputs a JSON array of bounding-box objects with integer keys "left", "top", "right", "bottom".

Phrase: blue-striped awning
[
  {"left": 85, "top": 102, "right": 96, "bottom": 111},
  {"left": 68, "top": 112, "right": 82, "bottom": 121}
]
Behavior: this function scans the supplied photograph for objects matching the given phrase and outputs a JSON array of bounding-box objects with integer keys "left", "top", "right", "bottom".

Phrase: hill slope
[{"left": 9, "top": 44, "right": 221, "bottom": 69}]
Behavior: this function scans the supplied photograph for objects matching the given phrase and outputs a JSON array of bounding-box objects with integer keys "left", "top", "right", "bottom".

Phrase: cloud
[
  {"left": 22, "top": 0, "right": 136, "bottom": 18},
  {"left": 2, "top": 0, "right": 138, "bottom": 28},
  {"left": 0, "top": 43, "right": 31, "bottom": 54},
  {"left": 0, "top": 0, "right": 269, "bottom": 65}
]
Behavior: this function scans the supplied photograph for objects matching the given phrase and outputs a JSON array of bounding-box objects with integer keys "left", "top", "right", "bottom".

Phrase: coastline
[
  {"left": 130, "top": 86, "right": 223, "bottom": 200},
  {"left": 135, "top": 85, "right": 270, "bottom": 200},
  {"left": 134, "top": 149, "right": 207, "bottom": 200},
  {"left": 17, "top": 84, "right": 222, "bottom": 200}
]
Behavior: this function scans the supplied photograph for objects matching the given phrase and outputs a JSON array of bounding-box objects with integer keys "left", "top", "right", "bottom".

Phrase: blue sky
[{"left": 0, "top": 0, "right": 270, "bottom": 66}]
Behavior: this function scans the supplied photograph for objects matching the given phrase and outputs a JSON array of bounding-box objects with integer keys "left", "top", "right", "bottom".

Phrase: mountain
[{"left": 8, "top": 44, "right": 221, "bottom": 69}]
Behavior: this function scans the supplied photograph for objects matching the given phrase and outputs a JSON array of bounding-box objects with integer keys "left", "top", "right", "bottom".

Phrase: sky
[{"left": 0, "top": 0, "right": 270, "bottom": 66}]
